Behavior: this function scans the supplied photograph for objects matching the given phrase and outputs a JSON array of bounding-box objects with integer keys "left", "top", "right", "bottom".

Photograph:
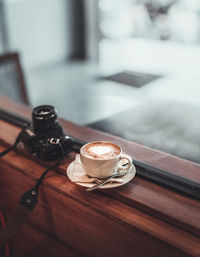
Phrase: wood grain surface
[{"left": 0, "top": 95, "right": 200, "bottom": 257}]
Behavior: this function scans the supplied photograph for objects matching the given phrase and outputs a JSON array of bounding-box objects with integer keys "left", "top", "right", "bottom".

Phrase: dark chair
[{"left": 0, "top": 52, "right": 29, "bottom": 105}]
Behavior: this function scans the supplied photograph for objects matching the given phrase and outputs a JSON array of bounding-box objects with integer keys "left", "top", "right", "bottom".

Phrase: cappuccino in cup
[
  {"left": 80, "top": 141, "right": 132, "bottom": 179},
  {"left": 81, "top": 141, "right": 121, "bottom": 160}
]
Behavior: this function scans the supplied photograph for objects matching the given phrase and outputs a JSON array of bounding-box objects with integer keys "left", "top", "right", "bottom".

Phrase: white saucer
[{"left": 66, "top": 160, "right": 136, "bottom": 189}]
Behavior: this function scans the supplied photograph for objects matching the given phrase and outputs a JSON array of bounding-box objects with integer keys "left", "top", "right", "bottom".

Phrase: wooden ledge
[{"left": 0, "top": 95, "right": 200, "bottom": 256}]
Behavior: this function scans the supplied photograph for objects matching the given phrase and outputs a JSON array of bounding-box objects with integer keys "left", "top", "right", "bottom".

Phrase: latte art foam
[{"left": 82, "top": 142, "right": 121, "bottom": 159}]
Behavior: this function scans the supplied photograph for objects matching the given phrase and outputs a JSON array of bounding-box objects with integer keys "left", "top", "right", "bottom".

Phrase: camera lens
[{"left": 32, "top": 105, "right": 63, "bottom": 136}]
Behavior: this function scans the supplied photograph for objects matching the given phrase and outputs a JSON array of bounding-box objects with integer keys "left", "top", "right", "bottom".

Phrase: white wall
[{"left": 2, "top": 0, "right": 72, "bottom": 70}]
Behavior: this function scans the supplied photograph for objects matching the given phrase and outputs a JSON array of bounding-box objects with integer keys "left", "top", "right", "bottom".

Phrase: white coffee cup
[{"left": 80, "top": 141, "right": 132, "bottom": 179}]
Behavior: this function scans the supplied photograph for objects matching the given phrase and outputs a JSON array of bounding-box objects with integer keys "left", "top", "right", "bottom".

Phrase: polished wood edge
[
  {"left": 0, "top": 96, "right": 200, "bottom": 241},
  {"left": 0, "top": 149, "right": 200, "bottom": 256},
  {"left": 0, "top": 142, "right": 200, "bottom": 239}
]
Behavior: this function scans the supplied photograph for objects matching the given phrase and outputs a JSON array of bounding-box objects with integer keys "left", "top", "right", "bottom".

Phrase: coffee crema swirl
[{"left": 82, "top": 142, "right": 121, "bottom": 159}]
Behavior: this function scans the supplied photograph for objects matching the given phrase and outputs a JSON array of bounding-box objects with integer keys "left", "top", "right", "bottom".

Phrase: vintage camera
[{"left": 20, "top": 105, "right": 75, "bottom": 160}]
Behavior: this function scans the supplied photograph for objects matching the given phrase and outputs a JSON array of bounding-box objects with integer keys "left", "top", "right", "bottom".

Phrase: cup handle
[{"left": 118, "top": 154, "right": 132, "bottom": 171}]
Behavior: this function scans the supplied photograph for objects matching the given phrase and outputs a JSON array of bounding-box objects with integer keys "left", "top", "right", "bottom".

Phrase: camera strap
[
  {"left": 0, "top": 132, "right": 65, "bottom": 248},
  {"left": 0, "top": 130, "right": 23, "bottom": 158}
]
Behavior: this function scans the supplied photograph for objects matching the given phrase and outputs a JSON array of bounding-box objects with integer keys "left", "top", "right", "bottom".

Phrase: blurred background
[{"left": 0, "top": 0, "right": 200, "bottom": 163}]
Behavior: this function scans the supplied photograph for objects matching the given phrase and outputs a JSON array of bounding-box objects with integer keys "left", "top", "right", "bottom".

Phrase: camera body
[{"left": 21, "top": 105, "right": 74, "bottom": 160}]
